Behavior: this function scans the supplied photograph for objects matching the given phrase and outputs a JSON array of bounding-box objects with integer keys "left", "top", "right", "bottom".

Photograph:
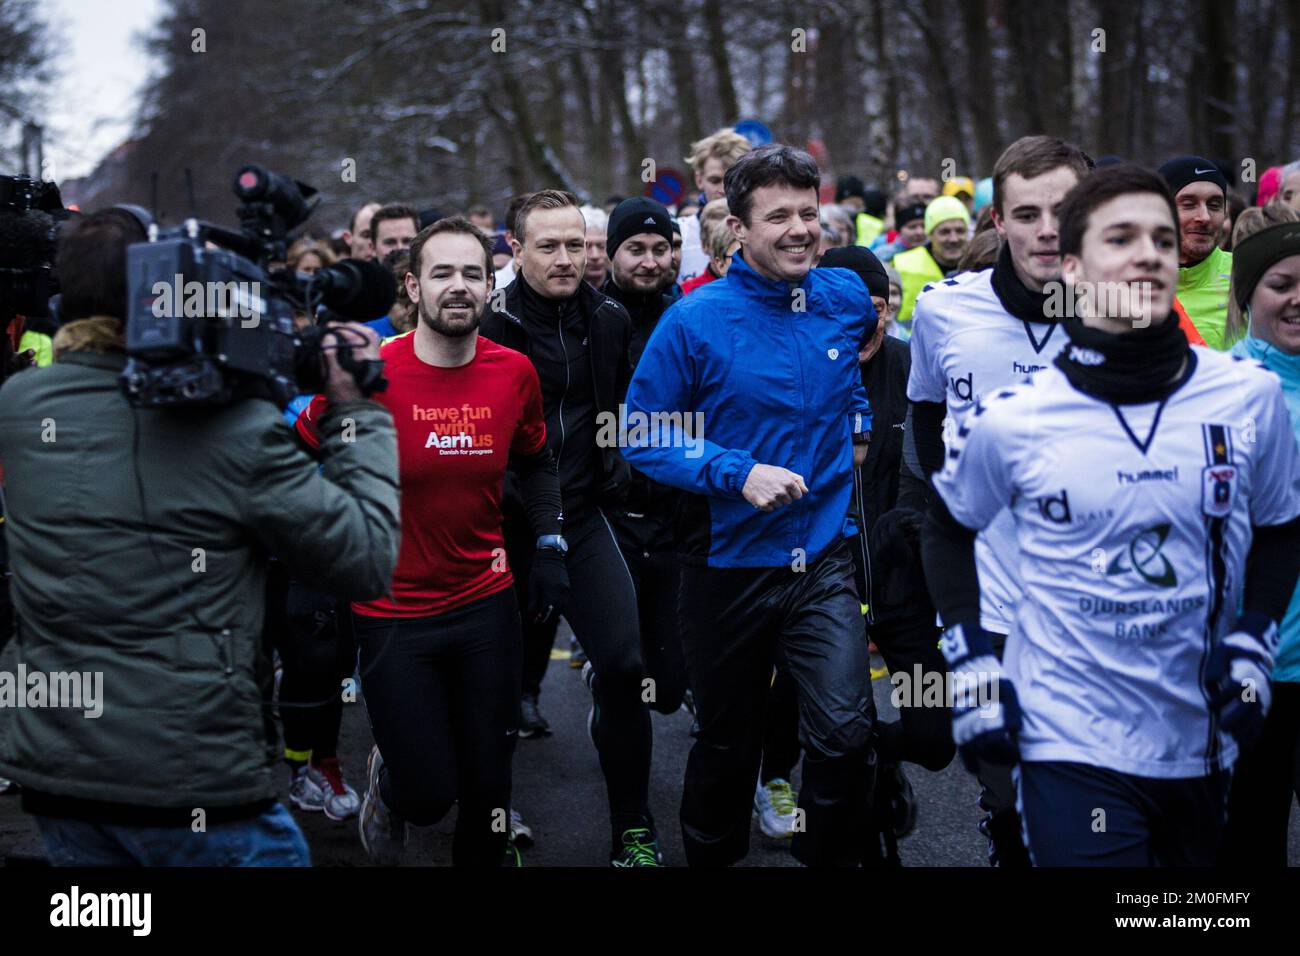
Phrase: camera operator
[{"left": 0, "top": 208, "right": 401, "bottom": 866}]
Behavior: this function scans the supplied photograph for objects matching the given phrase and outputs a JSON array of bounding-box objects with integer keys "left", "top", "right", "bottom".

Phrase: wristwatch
[{"left": 536, "top": 534, "right": 569, "bottom": 554}]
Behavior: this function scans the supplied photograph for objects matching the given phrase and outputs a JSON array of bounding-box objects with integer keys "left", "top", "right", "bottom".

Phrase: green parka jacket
[{"left": 0, "top": 347, "right": 400, "bottom": 811}]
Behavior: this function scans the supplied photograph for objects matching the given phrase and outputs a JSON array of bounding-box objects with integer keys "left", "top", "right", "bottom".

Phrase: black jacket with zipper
[
  {"left": 599, "top": 275, "right": 680, "bottom": 552},
  {"left": 481, "top": 276, "right": 634, "bottom": 517}
]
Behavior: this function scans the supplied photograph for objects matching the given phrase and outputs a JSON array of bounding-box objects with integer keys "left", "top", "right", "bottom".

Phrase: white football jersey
[
  {"left": 907, "top": 269, "right": 1066, "bottom": 632},
  {"left": 933, "top": 348, "right": 1300, "bottom": 778}
]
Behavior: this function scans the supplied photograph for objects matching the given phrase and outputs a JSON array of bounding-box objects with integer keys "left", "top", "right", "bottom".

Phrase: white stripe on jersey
[
  {"left": 932, "top": 348, "right": 1300, "bottom": 778},
  {"left": 906, "top": 268, "right": 1066, "bottom": 632}
]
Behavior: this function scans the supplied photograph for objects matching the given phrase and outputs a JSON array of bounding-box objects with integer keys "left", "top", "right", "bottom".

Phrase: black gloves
[
  {"left": 527, "top": 549, "right": 570, "bottom": 625},
  {"left": 871, "top": 507, "right": 924, "bottom": 565}
]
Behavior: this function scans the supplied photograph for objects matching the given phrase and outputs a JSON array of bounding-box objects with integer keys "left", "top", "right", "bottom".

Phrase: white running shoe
[
  {"left": 288, "top": 764, "right": 326, "bottom": 812},
  {"left": 358, "top": 746, "right": 408, "bottom": 864},
  {"left": 753, "top": 778, "right": 799, "bottom": 840},
  {"left": 582, "top": 661, "right": 598, "bottom": 746},
  {"left": 509, "top": 808, "right": 534, "bottom": 848},
  {"left": 309, "top": 757, "right": 362, "bottom": 821}
]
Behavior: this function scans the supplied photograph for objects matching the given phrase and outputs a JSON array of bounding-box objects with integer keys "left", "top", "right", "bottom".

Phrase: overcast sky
[{"left": 43, "top": 0, "right": 163, "bottom": 180}]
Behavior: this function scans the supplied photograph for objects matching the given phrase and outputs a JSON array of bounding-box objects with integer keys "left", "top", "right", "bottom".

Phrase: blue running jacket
[{"left": 624, "top": 252, "right": 875, "bottom": 568}]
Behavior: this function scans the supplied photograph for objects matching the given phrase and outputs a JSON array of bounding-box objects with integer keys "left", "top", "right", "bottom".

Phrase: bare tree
[
  {"left": 93, "top": 0, "right": 1295, "bottom": 231},
  {"left": 654, "top": 0, "right": 703, "bottom": 162},
  {"left": 1094, "top": 0, "right": 1139, "bottom": 156},
  {"left": 703, "top": 0, "right": 739, "bottom": 124},
  {"left": 0, "top": 0, "right": 53, "bottom": 172},
  {"left": 960, "top": 0, "right": 1000, "bottom": 173},
  {"left": 1244, "top": 0, "right": 1279, "bottom": 158},
  {"left": 1280, "top": 0, "right": 1300, "bottom": 160},
  {"left": 1185, "top": 0, "right": 1240, "bottom": 159},
  {"left": 903, "top": 0, "right": 971, "bottom": 172}
]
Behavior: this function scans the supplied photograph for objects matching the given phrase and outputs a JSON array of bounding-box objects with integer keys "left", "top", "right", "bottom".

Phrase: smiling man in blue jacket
[{"left": 624, "top": 144, "right": 877, "bottom": 867}]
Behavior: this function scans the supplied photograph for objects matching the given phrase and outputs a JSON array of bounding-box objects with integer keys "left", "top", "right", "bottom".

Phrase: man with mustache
[
  {"left": 294, "top": 217, "right": 567, "bottom": 867},
  {"left": 905, "top": 134, "right": 1093, "bottom": 866},
  {"left": 480, "top": 190, "right": 664, "bottom": 867},
  {"left": 1159, "top": 156, "right": 1235, "bottom": 350}
]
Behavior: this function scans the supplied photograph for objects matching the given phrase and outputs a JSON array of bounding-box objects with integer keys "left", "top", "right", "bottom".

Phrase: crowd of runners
[{"left": 2, "top": 126, "right": 1300, "bottom": 868}]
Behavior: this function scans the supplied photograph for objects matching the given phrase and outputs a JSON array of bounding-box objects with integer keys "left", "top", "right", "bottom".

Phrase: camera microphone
[
  {"left": 0, "top": 208, "right": 57, "bottom": 321},
  {"left": 310, "top": 258, "right": 396, "bottom": 322},
  {"left": 0, "top": 208, "right": 55, "bottom": 270}
]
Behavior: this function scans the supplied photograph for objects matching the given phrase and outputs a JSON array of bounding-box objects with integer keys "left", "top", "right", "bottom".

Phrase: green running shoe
[{"left": 611, "top": 827, "right": 664, "bottom": 867}]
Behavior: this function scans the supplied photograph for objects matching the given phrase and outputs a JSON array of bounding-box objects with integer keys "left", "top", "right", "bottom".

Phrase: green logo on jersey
[{"left": 1105, "top": 523, "right": 1177, "bottom": 588}]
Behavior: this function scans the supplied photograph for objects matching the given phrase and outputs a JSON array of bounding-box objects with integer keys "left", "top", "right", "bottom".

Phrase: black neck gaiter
[
  {"left": 990, "top": 243, "right": 1055, "bottom": 324},
  {"left": 1053, "top": 313, "right": 1191, "bottom": 404}
]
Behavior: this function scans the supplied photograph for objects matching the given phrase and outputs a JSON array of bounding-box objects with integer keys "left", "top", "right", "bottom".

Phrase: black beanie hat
[
  {"left": 894, "top": 200, "right": 928, "bottom": 229},
  {"left": 863, "top": 188, "right": 888, "bottom": 218},
  {"left": 819, "top": 245, "right": 891, "bottom": 300},
  {"left": 606, "top": 197, "right": 674, "bottom": 258},
  {"left": 836, "top": 175, "right": 866, "bottom": 203},
  {"left": 1158, "top": 155, "right": 1228, "bottom": 198}
]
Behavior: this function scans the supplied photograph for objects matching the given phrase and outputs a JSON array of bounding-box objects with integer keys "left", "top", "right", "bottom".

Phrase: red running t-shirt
[{"left": 296, "top": 332, "right": 546, "bottom": 618}]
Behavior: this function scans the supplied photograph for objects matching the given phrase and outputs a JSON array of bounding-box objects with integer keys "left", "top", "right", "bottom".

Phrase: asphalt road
[{"left": 3, "top": 622, "right": 1298, "bottom": 866}]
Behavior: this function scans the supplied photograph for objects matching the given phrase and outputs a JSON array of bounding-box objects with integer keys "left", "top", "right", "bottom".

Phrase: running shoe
[
  {"left": 753, "top": 778, "right": 799, "bottom": 839},
  {"left": 288, "top": 764, "right": 326, "bottom": 812},
  {"left": 358, "top": 745, "right": 408, "bottom": 865},
  {"left": 503, "top": 837, "right": 523, "bottom": 867},
  {"left": 611, "top": 827, "right": 664, "bottom": 867},
  {"left": 569, "top": 636, "right": 588, "bottom": 669},
  {"left": 309, "top": 756, "right": 362, "bottom": 821},
  {"left": 582, "top": 661, "right": 598, "bottom": 746},
  {"left": 519, "top": 693, "right": 550, "bottom": 738},
  {"left": 509, "top": 808, "right": 534, "bottom": 848}
]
